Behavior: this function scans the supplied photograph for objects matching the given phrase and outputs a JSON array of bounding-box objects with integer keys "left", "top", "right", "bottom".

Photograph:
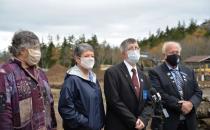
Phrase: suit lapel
[
  {"left": 137, "top": 67, "right": 144, "bottom": 101},
  {"left": 179, "top": 66, "right": 188, "bottom": 99}
]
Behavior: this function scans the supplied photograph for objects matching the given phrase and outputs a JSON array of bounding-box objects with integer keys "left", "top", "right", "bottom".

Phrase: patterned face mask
[{"left": 26, "top": 49, "right": 41, "bottom": 66}]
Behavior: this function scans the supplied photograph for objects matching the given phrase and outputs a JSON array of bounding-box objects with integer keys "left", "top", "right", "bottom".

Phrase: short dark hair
[
  {"left": 120, "top": 38, "right": 137, "bottom": 52},
  {"left": 71, "top": 43, "right": 94, "bottom": 66}
]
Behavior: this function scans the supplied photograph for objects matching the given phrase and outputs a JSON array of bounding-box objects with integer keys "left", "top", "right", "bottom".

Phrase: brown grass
[
  {"left": 52, "top": 89, "right": 63, "bottom": 130},
  {"left": 46, "top": 64, "right": 68, "bottom": 85}
]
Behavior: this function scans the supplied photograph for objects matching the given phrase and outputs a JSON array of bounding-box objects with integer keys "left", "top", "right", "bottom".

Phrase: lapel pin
[
  {"left": 167, "top": 73, "right": 171, "bottom": 76},
  {"left": 141, "top": 79, "right": 143, "bottom": 82}
]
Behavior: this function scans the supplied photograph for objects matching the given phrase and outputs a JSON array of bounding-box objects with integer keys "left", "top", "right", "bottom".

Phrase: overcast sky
[{"left": 0, "top": 0, "right": 209, "bottom": 51}]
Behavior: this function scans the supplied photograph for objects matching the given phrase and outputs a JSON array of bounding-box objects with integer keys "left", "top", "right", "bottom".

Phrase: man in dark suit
[
  {"left": 104, "top": 38, "right": 153, "bottom": 130},
  {"left": 149, "top": 41, "right": 202, "bottom": 130}
]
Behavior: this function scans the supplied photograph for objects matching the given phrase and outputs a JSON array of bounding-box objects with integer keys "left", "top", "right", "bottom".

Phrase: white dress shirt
[{"left": 124, "top": 60, "right": 140, "bottom": 87}]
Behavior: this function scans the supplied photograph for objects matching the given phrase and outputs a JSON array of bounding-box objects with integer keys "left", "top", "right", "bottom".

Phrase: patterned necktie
[
  {"left": 171, "top": 69, "right": 184, "bottom": 99},
  {"left": 131, "top": 68, "right": 140, "bottom": 98},
  {"left": 171, "top": 69, "right": 186, "bottom": 120}
]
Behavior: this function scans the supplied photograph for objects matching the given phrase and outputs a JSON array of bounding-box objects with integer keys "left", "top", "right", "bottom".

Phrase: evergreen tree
[
  {"left": 60, "top": 37, "right": 72, "bottom": 67},
  {"left": 75, "top": 34, "right": 86, "bottom": 44},
  {"left": 187, "top": 19, "right": 198, "bottom": 34},
  {"left": 87, "top": 34, "right": 99, "bottom": 67},
  {"left": 87, "top": 34, "right": 99, "bottom": 48},
  {"left": 56, "top": 34, "right": 60, "bottom": 46},
  {"left": 68, "top": 35, "right": 75, "bottom": 46},
  {"left": 39, "top": 43, "right": 48, "bottom": 68},
  {"left": 45, "top": 41, "right": 56, "bottom": 68}
]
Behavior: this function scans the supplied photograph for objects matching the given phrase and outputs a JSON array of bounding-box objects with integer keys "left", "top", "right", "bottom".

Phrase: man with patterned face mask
[
  {"left": 104, "top": 38, "right": 153, "bottom": 130},
  {"left": 149, "top": 41, "right": 202, "bottom": 130},
  {"left": 0, "top": 30, "right": 57, "bottom": 130}
]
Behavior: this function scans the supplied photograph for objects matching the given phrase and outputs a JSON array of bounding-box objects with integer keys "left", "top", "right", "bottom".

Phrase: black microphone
[
  {"left": 150, "top": 87, "right": 161, "bottom": 103},
  {"left": 150, "top": 88, "right": 169, "bottom": 118}
]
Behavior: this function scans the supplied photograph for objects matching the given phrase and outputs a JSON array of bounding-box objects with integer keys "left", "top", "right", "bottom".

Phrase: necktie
[
  {"left": 131, "top": 68, "right": 140, "bottom": 98},
  {"left": 171, "top": 69, "right": 184, "bottom": 99},
  {"left": 171, "top": 69, "right": 186, "bottom": 120}
]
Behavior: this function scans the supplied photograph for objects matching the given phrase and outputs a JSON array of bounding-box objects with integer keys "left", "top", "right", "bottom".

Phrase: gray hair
[
  {"left": 162, "top": 41, "right": 182, "bottom": 54},
  {"left": 8, "top": 30, "right": 40, "bottom": 56},
  {"left": 73, "top": 43, "right": 94, "bottom": 58},
  {"left": 120, "top": 38, "right": 137, "bottom": 52}
]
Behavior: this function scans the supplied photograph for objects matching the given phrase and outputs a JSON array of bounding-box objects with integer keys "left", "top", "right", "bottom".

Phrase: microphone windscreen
[{"left": 150, "top": 87, "right": 157, "bottom": 95}]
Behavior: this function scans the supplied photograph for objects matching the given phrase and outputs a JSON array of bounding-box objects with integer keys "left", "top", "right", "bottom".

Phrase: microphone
[
  {"left": 150, "top": 88, "right": 169, "bottom": 118},
  {"left": 150, "top": 87, "right": 161, "bottom": 103}
]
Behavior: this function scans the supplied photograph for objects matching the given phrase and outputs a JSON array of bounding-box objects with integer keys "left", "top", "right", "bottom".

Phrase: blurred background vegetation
[
  {"left": 0, "top": 19, "right": 210, "bottom": 85},
  {"left": 1, "top": 19, "right": 210, "bottom": 70}
]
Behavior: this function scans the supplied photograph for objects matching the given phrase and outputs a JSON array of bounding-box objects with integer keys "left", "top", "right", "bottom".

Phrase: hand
[
  {"left": 178, "top": 100, "right": 193, "bottom": 114},
  {"left": 135, "top": 118, "right": 145, "bottom": 130}
]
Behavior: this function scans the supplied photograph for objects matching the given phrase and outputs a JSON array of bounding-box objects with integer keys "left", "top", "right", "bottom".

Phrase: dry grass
[
  {"left": 46, "top": 64, "right": 68, "bottom": 84},
  {"left": 51, "top": 88, "right": 63, "bottom": 130}
]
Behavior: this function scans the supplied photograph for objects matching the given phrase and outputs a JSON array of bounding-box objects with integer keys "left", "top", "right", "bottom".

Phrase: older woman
[
  {"left": 58, "top": 43, "right": 105, "bottom": 130},
  {"left": 0, "top": 30, "right": 57, "bottom": 130}
]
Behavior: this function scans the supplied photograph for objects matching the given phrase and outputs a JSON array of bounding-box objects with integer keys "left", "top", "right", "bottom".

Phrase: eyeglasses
[{"left": 127, "top": 47, "right": 140, "bottom": 51}]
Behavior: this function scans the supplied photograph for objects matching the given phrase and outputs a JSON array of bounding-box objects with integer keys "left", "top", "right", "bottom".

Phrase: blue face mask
[{"left": 127, "top": 50, "right": 140, "bottom": 65}]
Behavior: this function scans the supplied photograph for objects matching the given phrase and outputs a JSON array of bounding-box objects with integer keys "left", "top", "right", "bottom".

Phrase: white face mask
[
  {"left": 27, "top": 49, "right": 41, "bottom": 66},
  {"left": 127, "top": 50, "right": 140, "bottom": 65},
  {"left": 80, "top": 57, "right": 95, "bottom": 70}
]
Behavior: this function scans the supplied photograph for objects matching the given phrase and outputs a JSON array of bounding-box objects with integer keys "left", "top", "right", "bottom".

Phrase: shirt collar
[
  {"left": 10, "top": 57, "right": 22, "bottom": 66},
  {"left": 124, "top": 60, "right": 137, "bottom": 73},
  {"left": 165, "top": 62, "right": 179, "bottom": 71},
  {"left": 10, "top": 57, "right": 38, "bottom": 69}
]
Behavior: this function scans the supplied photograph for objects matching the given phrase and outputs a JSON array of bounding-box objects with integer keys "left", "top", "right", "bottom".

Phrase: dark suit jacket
[
  {"left": 104, "top": 62, "right": 153, "bottom": 130},
  {"left": 149, "top": 62, "right": 202, "bottom": 130}
]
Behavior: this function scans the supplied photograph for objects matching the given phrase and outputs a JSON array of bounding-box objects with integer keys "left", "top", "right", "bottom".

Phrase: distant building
[{"left": 184, "top": 55, "right": 210, "bottom": 81}]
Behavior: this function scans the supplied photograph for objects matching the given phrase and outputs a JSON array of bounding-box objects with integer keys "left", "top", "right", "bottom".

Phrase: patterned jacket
[{"left": 0, "top": 58, "right": 57, "bottom": 130}]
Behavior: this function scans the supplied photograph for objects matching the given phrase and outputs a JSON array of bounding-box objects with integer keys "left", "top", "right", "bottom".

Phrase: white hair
[{"left": 162, "top": 41, "right": 182, "bottom": 54}]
